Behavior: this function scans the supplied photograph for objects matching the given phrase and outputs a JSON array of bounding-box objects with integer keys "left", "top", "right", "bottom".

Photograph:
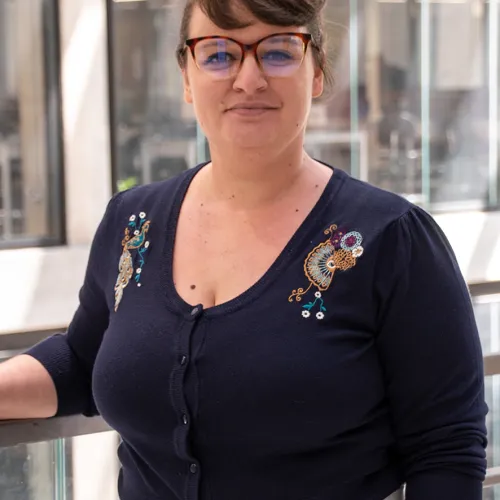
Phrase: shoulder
[
  {"left": 103, "top": 164, "right": 206, "bottom": 230},
  {"left": 114, "top": 166, "right": 199, "bottom": 213},
  {"left": 93, "top": 165, "right": 203, "bottom": 247},
  {"left": 320, "top": 168, "right": 421, "bottom": 251},
  {"left": 319, "top": 168, "right": 450, "bottom": 269},
  {"left": 332, "top": 168, "right": 414, "bottom": 227}
]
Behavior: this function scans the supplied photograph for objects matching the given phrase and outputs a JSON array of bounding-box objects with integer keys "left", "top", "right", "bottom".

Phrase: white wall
[{"left": 60, "top": 0, "right": 113, "bottom": 245}]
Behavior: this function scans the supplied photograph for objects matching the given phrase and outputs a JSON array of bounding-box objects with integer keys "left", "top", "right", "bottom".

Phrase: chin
[
  {"left": 221, "top": 124, "right": 278, "bottom": 148},
  {"left": 225, "top": 134, "right": 278, "bottom": 150}
]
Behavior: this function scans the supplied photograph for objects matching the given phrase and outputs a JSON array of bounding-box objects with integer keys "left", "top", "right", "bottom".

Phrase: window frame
[{"left": 0, "top": 0, "right": 65, "bottom": 250}]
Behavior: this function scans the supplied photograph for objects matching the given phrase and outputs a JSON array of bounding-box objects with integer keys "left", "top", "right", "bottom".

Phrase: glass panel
[
  {"left": 0, "top": 0, "right": 63, "bottom": 245},
  {"left": 314, "top": 0, "right": 500, "bottom": 212},
  {"left": 313, "top": 0, "right": 424, "bottom": 196},
  {"left": 426, "top": 1, "right": 490, "bottom": 209},
  {"left": 0, "top": 439, "right": 70, "bottom": 500},
  {"left": 0, "top": 432, "right": 119, "bottom": 500},
  {"left": 476, "top": 299, "right": 500, "bottom": 355},
  {"left": 111, "top": 0, "right": 205, "bottom": 190},
  {"left": 484, "top": 484, "right": 500, "bottom": 500},
  {"left": 111, "top": 0, "right": 500, "bottom": 209},
  {"left": 477, "top": 296, "right": 500, "bottom": 497},
  {"left": 486, "top": 374, "right": 500, "bottom": 493},
  {"left": 305, "top": 2, "right": 355, "bottom": 176}
]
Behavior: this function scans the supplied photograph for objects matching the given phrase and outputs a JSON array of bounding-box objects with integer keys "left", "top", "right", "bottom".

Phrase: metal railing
[
  {"left": 0, "top": 281, "right": 499, "bottom": 491},
  {"left": 0, "top": 415, "right": 110, "bottom": 448}
]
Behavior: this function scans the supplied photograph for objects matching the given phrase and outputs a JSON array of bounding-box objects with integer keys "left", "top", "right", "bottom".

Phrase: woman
[{"left": 0, "top": 0, "right": 488, "bottom": 499}]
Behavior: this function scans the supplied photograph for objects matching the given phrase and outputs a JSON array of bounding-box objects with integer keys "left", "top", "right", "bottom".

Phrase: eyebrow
[
  {"left": 198, "top": 34, "right": 303, "bottom": 48},
  {"left": 267, "top": 36, "right": 302, "bottom": 45},
  {"left": 199, "top": 40, "right": 232, "bottom": 49}
]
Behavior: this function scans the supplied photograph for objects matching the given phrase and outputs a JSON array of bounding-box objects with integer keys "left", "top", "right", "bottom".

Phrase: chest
[
  {"left": 96, "top": 271, "right": 382, "bottom": 444},
  {"left": 172, "top": 203, "right": 306, "bottom": 308}
]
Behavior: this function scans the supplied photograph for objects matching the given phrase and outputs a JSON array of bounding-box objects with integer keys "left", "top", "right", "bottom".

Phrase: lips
[{"left": 227, "top": 103, "right": 278, "bottom": 111}]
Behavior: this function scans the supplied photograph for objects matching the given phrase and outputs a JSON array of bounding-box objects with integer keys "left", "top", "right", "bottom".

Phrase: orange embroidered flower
[{"left": 289, "top": 224, "right": 364, "bottom": 320}]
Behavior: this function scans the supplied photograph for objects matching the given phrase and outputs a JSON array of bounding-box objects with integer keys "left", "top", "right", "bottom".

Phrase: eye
[
  {"left": 261, "top": 50, "right": 294, "bottom": 64},
  {"left": 202, "top": 52, "right": 237, "bottom": 67}
]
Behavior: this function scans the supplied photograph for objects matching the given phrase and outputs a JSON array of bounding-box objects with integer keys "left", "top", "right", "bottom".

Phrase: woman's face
[{"left": 181, "top": 5, "right": 324, "bottom": 152}]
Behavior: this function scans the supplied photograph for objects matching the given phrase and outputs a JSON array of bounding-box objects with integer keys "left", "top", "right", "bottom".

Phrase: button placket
[{"left": 169, "top": 305, "right": 204, "bottom": 500}]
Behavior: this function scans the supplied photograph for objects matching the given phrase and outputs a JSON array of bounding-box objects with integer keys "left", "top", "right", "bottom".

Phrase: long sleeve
[
  {"left": 373, "top": 207, "right": 488, "bottom": 499},
  {"left": 25, "top": 192, "right": 124, "bottom": 417}
]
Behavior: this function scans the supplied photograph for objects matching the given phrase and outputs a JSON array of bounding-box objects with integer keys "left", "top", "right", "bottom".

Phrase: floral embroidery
[
  {"left": 114, "top": 211, "right": 151, "bottom": 311},
  {"left": 288, "top": 224, "right": 364, "bottom": 320}
]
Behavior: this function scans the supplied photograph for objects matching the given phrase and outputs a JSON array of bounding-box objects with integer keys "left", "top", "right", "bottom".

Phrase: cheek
[
  {"left": 191, "top": 85, "right": 216, "bottom": 116},
  {"left": 280, "top": 81, "right": 313, "bottom": 124},
  {"left": 191, "top": 78, "right": 223, "bottom": 110},
  {"left": 190, "top": 83, "right": 226, "bottom": 136}
]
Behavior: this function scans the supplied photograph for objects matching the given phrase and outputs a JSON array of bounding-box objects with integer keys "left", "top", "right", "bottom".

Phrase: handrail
[
  {"left": 469, "top": 281, "right": 500, "bottom": 297},
  {"left": 0, "top": 415, "right": 111, "bottom": 448},
  {"left": 0, "top": 325, "right": 66, "bottom": 351},
  {"left": 484, "top": 353, "right": 500, "bottom": 377},
  {"left": 485, "top": 467, "right": 500, "bottom": 488}
]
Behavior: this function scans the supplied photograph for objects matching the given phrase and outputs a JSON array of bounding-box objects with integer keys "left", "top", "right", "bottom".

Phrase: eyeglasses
[{"left": 182, "top": 32, "right": 315, "bottom": 80}]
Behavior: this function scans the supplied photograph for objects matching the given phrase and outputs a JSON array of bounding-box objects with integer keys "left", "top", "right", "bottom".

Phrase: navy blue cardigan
[{"left": 27, "top": 164, "right": 488, "bottom": 500}]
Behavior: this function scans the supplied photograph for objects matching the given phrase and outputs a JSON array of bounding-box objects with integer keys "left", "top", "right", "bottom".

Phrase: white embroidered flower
[
  {"left": 302, "top": 310, "right": 311, "bottom": 319},
  {"left": 316, "top": 312, "right": 325, "bottom": 320},
  {"left": 353, "top": 246, "right": 364, "bottom": 258},
  {"left": 144, "top": 241, "right": 150, "bottom": 249},
  {"left": 341, "top": 231, "right": 363, "bottom": 251},
  {"left": 136, "top": 268, "right": 142, "bottom": 274},
  {"left": 129, "top": 215, "right": 136, "bottom": 222},
  {"left": 315, "top": 291, "right": 322, "bottom": 299},
  {"left": 139, "top": 212, "right": 146, "bottom": 219},
  {"left": 134, "top": 230, "right": 140, "bottom": 236}
]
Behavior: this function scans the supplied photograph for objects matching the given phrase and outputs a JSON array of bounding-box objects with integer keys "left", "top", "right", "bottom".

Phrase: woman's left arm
[{"left": 374, "top": 207, "right": 489, "bottom": 500}]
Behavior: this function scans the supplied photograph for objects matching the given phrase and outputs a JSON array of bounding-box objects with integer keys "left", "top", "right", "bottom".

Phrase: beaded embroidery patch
[
  {"left": 114, "top": 212, "right": 151, "bottom": 312},
  {"left": 288, "top": 224, "right": 364, "bottom": 320}
]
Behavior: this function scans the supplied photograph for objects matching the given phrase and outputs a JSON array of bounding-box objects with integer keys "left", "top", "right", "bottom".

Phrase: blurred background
[{"left": 0, "top": 0, "right": 499, "bottom": 498}]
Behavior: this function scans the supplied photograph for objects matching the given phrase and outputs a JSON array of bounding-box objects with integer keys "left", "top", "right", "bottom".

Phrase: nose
[{"left": 232, "top": 53, "right": 268, "bottom": 94}]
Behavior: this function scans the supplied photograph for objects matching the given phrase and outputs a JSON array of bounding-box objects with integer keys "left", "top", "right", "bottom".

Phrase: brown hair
[{"left": 175, "top": 0, "right": 334, "bottom": 97}]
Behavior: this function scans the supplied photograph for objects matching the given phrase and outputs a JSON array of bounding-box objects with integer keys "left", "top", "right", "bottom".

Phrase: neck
[{"left": 200, "top": 143, "right": 314, "bottom": 210}]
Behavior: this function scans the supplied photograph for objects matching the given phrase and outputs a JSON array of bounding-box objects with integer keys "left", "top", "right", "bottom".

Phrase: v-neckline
[{"left": 161, "top": 162, "right": 347, "bottom": 318}]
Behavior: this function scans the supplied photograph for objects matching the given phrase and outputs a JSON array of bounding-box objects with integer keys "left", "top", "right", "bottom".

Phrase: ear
[
  {"left": 312, "top": 66, "right": 324, "bottom": 99},
  {"left": 182, "top": 69, "right": 193, "bottom": 104}
]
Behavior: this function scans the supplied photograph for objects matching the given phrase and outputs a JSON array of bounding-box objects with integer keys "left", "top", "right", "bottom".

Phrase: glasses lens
[
  {"left": 195, "top": 38, "right": 242, "bottom": 79},
  {"left": 258, "top": 35, "right": 305, "bottom": 77}
]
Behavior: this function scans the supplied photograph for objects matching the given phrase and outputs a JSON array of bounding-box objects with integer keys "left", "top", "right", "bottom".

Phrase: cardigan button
[
  {"left": 180, "top": 355, "right": 187, "bottom": 366},
  {"left": 182, "top": 414, "right": 189, "bottom": 425},
  {"left": 191, "top": 307, "right": 200, "bottom": 316},
  {"left": 190, "top": 464, "right": 198, "bottom": 474}
]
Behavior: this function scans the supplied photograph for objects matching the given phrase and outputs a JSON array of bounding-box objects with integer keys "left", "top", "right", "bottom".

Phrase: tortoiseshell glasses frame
[{"left": 179, "top": 32, "right": 316, "bottom": 80}]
